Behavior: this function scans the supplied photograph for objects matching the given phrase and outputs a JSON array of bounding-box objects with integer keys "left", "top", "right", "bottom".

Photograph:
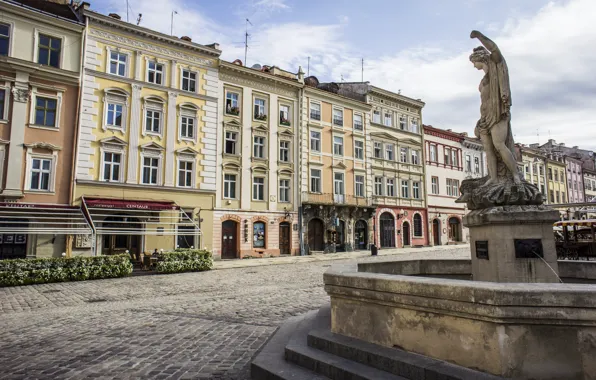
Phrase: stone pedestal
[{"left": 464, "top": 205, "right": 560, "bottom": 283}]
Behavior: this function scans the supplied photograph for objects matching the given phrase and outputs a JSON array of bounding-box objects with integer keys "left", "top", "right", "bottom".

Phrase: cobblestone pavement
[{"left": 0, "top": 247, "right": 468, "bottom": 380}]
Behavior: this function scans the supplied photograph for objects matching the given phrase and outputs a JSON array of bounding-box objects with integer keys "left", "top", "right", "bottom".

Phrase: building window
[
  {"left": 560, "top": 170, "right": 565, "bottom": 183},
  {"left": 539, "top": 166, "right": 544, "bottom": 176},
  {"left": 333, "top": 136, "right": 344, "bottom": 156},
  {"left": 549, "top": 190, "right": 555, "bottom": 203},
  {"left": 372, "top": 142, "right": 382, "bottom": 159},
  {"left": 181, "top": 70, "right": 197, "bottom": 92},
  {"left": 474, "top": 157, "right": 480, "bottom": 173},
  {"left": 451, "top": 150, "right": 458, "bottom": 167},
  {"left": 386, "top": 178, "right": 395, "bottom": 197},
  {"left": 466, "top": 155, "right": 472, "bottom": 172},
  {"left": 102, "top": 152, "right": 121, "bottom": 182},
  {"left": 554, "top": 170, "right": 559, "bottom": 182},
  {"left": 334, "top": 172, "right": 344, "bottom": 195},
  {"left": 225, "top": 131, "right": 238, "bottom": 155},
  {"left": 106, "top": 103, "right": 123, "bottom": 129},
  {"left": 279, "top": 179, "right": 290, "bottom": 203},
  {"left": 30, "top": 158, "right": 52, "bottom": 191},
  {"left": 0, "top": 89, "right": 5, "bottom": 120},
  {"left": 373, "top": 110, "right": 381, "bottom": 124},
  {"left": 109, "top": 51, "right": 127, "bottom": 76},
  {"left": 310, "top": 169, "right": 321, "bottom": 193},
  {"left": 400, "top": 147, "right": 408, "bottom": 163},
  {"left": 411, "top": 150, "right": 420, "bottom": 165},
  {"left": 310, "top": 131, "right": 321, "bottom": 152},
  {"left": 354, "top": 140, "right": 364, "bottom": 160},
  {"left": 556, "top": 191, "right": 560, "bottom": 203},
  {"left": 253, "top": 136, "right": 266, "bottom": 158},
  {"left": 399, "top": 115, "right": 407, "bottom": 130},
  {"left": 180, "top": 116, "right": 196, "bottom": 140},
  {"left": 429, "top": 145, "right": 437, "bottom": 162},
  {"left": 225, "top": 91, "right": 240, "bottom": 115},
  {"left": 310, "top": 102, "right": 321, "bottom": 120},
  {"left": 34, "top": 97, "right": 57, "bottom": 127},
  {"left": 279, "top": 140, "right": 290, "bottom": 162},
  {"left": 0, "top": 23, "right": 9, "bottom": 56},
  {"left": 147, "top": 61, "right": 163, "bottom": 85},
  {"left": 431, "top": 176, "right": 439, "bottom": 194},
  {"left": 413, "top": 214, "right": 423, "bottom": 237},
  {"left": 223, "top": 174, "right": 236, "bottom": 199},
  {"left": 374, "top": 177, "right": 383, "bottom": 196},
  {"left": 38, "top": 34, "right": 61, "bottom": 68},
  {"left": 384, "top": 112, "right": 392, "bottom": 127},
  {"left": 253, "top": 177, "right": 265, "bottom": 200},
  {"left": 177, "top": 160, "right": 193, "bottom": 188},
  {"left": 385, "top": 144, "right": 394, "bottom": 161},
  {"left": 401, "top": 180, "right": 409, "bottom": 198},
  {"left": 145, "top": 109, "right": 161, "bottom": 134},
  {"left": 355, "top": 175, "right": 364, "bottom": 197},
  {"left": 548, "top": 168, "right": 553, "bottom": 180},
  {"left": 333, "top": 108, "right": 343, "bottom": 127},
  {"left": 444, "top": 147, "right": 451, "bottom": 165},
  {"left": 279, "top": 104, "right": 290, "bottom": 126},
  {"left": 253, "top": 221, "right": 265, "bottom": 248},
  {"left": 446, "top": 178, "right": 460, "bottom": 197},
  {"left": 254, "top": 98, "right": 267, "bottom": 120},
  {"left": 562, "top": 192, "right": 566, "bottom": 202},
  {"left": 410, "top": 118, "right": 419, "bottom": 133},
  {"left": 142, "top": 156, "right": 160, "bottom": 185},
  {"left": 413, "top": 182, "right": 420, "bottom": 199},
  {"left": 354, "top": 113, "right": 363, "bottom": 130}
]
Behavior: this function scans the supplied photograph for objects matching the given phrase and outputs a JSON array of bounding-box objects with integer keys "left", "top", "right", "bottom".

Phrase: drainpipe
[{"left": 298, "top": 82, "right": 305, "bottom": 255}]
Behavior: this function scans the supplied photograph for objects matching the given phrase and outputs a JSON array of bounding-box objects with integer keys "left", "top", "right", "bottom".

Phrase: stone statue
[{"left": 456, "top": 31, "right": 542, "bottom": 210}]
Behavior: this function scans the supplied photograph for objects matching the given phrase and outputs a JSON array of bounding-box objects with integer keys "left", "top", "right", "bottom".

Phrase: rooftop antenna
[
  {"left": 126, "top": 0, "right": 129, "bottom": 22},
  {"left": 171, "top": 11, "right": 178, "bottom": 36},
  {"left": 136, "top": 13, "right": 142, "bottom": 26},
  {"left": 361, "top": 58, "right": 364, "bottom": 82},
  {"left": 307, "top": 56, "right": 310, "bottom": 76},
  {"left": 244, "top": 18, "right": 253, "bottom": 66}
]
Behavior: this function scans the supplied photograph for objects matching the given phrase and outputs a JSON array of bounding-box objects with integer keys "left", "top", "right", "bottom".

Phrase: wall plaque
[
  {"left": 475, "top": 240, "right": 489, "bottom": 259},
  {"left": 514, "top": 239, "right": 543, "bottom": 258}
]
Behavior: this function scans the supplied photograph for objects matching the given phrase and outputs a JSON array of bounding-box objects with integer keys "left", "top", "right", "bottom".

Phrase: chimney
[
  {"left": 180, "top": 36, "right": 192, "bottom": 42},
  {"left": 297, "top": 66, "right": 305, "bottom": 84},
  {"left": 206, "top": 43, "right": 220, "bottom": 50},
  {"left": 108, "top": 13, "right": 121, "bottom": 20}
]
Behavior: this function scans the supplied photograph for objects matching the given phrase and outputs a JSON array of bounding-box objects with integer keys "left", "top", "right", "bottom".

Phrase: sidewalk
[{"left": 213, "top": 244, "right": 470, "bottom": 270}]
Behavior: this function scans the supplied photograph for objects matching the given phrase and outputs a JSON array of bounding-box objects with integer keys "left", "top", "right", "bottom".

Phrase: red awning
[{"left": 83, "top": 198, "right": 179, "bottom": 211}]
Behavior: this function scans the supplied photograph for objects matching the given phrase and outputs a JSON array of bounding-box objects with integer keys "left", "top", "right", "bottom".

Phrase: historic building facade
[
  {"left": 335, "top": 83, "right": 427, "bottom": 249},
  {"left": 0, "top": 0, "right": 89, "bottom": 259},
  {"left": 213, "top": 61, "right": 302, "bottom": 259},
  {"left": 424, "top": 125, "right": 467, "bottom": 245},
  {"left": 584, "top": 169, "right": 596, "bottom": 203},
  {"left": 72, "top": 8, "right": 221, "bottom": 257},
  {"left": 300, "top": 79, "right": 374, "bottom": 253},
  {"left": 462, "top": 134, "right": 486, "bottom": 180}
]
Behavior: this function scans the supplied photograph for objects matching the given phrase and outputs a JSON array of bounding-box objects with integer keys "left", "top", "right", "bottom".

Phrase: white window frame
[
  {"left": 142, "top": 97, "right": 165, "bottom": 137},
  {"left": 310, "top": 130, "right": 321, "bottom": 153},
  {"left": 100, "top": 148, "right": 124, "bottom": 183},
  {"left": 429, "top": 144, "right": 437, "bottom": 162},
  {"left": 399, "top": 115, "right": 407, "bottom": 130},
  {"left": 410, "top": 118, "right": 419, "bottom": 133},
  {"left": 180, "top": 68, "right": 197, "bottom": 93},
  {"left": 29, "top": 89, "right": 63, "bottom": 131},
  {"left": 332, "top": 108, "right": 344, "bottom": 127},
  {"left": 354, "top": 140, "right": 364, "bottom": 160},
  {"left": 253, "top": 97, "right": 267, "bottom": 121},
  {"left": 146, "top": 60, "right": 164, "bottom": 85},
  {"left": 253, "top": 135, "right": 266, "bottom": 159},
  {"left": 465, "top": 155, "right": 472, "bottom": 172},
  {"left": 225, "top": 90, "right": 240, "bottom": 116},
  {"left": 374, "top": 177, "right": 383, "bottom": 196},
  {"left": 385, "top": 144, "right": 394, "bottom": 161},
  {"left": 431, "top": 176, "right": 439, "bottom": 194},
  {"left": 401, "top": 180, "right": 409, "bottom": 198},
  {"left": 400, "top": 147, "right": 408, "bottom": 163},
  {"left": 27, "top": 156, "right": 54, "bottom": 192},
  {"left": 178, "top": 105, "right": 199, "bottom": 142},
  {"left": 413, "top": 181, "right": 420, "bottom": 199},
  {"left": 24, "top": 148, "right": 59, "bottom": 193},
  {"left": 411, "top": 150, "right": 420, "bottom": 165},
  {"left": 386, "top": 178, "right": 395, "bottom": 197},
  {"left": 355, "top": 175, "right": 365, "bottom": 197},
  {"left": 353, "top": 113, "right": 363, "bottom": 131},
  {"left": 106, "top": 48, "right": 130, "bottom": 77},
  {"left": 253, "top": 175, "right": 266, "bottom": 201},
  {"left": 33, "top": 28, "right": 64, "bottom": 69},
  {"left": 0, "top": 21, "right": 14, "bottom": 58},
  {"left": 372, "top": 110, "right": 381, "bottom": 124},
  {"left": 279, "top": 178, "right": 291, "bottom": 203},
  {"left": 279, "top": 140, "right": 291, "bottom": 162},
  {"left": 279, "top": 104, "right": 291, "bottom": 126},
  {"left": 140, "top": 152, "right": 162, "bottom": 186},
  {"left": 0, "top": 84, "right": 9, "bottom": 122},
  {"left": 333, "top": 135, "right": 344, "bottom": 156},
  {"left": 223, "top": 173, "right": 237, "bottom": 199},
  {"left": 310, "top": 101, "right": 321, "bottom": 121},
  {"left": 384, "top": 112, "right": 392, "bottom": 127},
  {"left": 176, "top": 157, "right": 195, "bottom": 188},
  {"left": 310, "top": 168, "right": 322, "bottom": 193},
  {"left": 374, "top": 141, "right": 382, "bottom": 159},
  {"left": 102, "top": 89, "right": 128, "bottom": 132},
  {"left": 333, "top": 171, "right": 345, "bottom": 196},
  {"left": 224, "top": 130, "right": 239, "bottom": 155}
]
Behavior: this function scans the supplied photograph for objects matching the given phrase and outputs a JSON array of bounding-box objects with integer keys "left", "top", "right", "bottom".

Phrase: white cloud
[{"left": 254, "top": 0, "right": 290, "bottom": 10}]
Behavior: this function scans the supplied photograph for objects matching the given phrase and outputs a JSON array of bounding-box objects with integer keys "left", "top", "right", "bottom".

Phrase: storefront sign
[{"left": 85, "top": 198, "right": 178, "bottom": 211}]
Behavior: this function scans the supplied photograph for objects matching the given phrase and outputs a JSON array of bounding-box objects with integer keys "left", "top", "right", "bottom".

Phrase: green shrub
[
  {"left": 155, "top": 249, "right": 213, "bottom": 274},
  {"left": 0, "top": 254, "right": 132, "bottom": 287}
]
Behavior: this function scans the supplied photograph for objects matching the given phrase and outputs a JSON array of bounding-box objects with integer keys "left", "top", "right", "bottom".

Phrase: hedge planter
[
  {"left": 0, "top": 254, "right": 133, "bottom": 287},
  {"left": 155, "top": 249, "right": 213, "bottom": 274}
]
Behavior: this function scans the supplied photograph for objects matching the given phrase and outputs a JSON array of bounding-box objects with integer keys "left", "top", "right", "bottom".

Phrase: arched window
[
  {"left": 253, "top": 221, "right": 266, "bottom": 248},
  {"left": 413, "top": 214, "right": 423, "bottom": 237}
]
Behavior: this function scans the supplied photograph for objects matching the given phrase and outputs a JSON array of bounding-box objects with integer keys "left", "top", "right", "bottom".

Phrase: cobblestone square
[{"left": 0, "top": 247, "right": 467, "bottom": 380}]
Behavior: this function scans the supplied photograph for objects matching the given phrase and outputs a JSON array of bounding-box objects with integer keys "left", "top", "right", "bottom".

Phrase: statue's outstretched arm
[{"left": 470, "top": 30, "right": 503, "bottom": 62}]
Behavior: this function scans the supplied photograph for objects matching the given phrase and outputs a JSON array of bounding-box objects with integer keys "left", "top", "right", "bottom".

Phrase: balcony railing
[{"left": 302, "top": 192, "right": 372, "bottom": 206}]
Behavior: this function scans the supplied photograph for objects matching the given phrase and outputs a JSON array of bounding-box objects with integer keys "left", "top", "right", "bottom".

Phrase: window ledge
[
  {"left": 0, "top": 119, "right": 8, "bottom": 124},
  {"left": 252, "top": 199, "right": 266, "bottom": 202},
  {"left": 106, "top": 126, "right": 125, "bottom": 133},
  {"left": 252, "top": 157, "right": 268, "bottom": 162},
  {"left": 145, "top": 132, "right": 163, "bottom": 139},
  {"left": 29, "top": 124, "right": 59, "bottom": 131},
  {"left": 180, "top": 137, "right": 197, "bottom": 143},
  {"left": 24, "top": 190, "right": 55, "bottom": 195}
]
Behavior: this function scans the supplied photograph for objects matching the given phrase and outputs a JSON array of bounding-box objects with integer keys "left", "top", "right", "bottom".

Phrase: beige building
[
  {"left": 73, "top": 8, "right": 221, "bottom": 258},
  {"left": 213, "top": 61, "right": 302, "bottom": 259},
  {"left": 0, "top": 0, "right": 89, "bottom": 259}
]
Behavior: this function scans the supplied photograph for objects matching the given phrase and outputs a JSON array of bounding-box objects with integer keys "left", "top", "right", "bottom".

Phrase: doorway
[
  {"left": 0, "top": 219, "right": 28, "bottom": 260},
  {"left": 279, "top": 222, "right": 291, "bottom": 255},
  {"left": 354, "top": 220, "right": 367, "bottom": 250},
  {"left": 101, "top": 217, "right": 141, "bottom": 259},
  {"left": 221, "top": 220, "right": 239, "bottom": 259},
  {"left": 336, "top": 220, "right": 345, "bottom": 252},
  {"left": 308, "top": 218, "right": 324, "bottom": 251},
  {"left": 449, "top": 217, "right": 462, "bottom": 242},
  {"left": 403, "top": 221, "right": 411, "bottom": 246},
  {"left": 379, "top": 212, "right": 395, "bottom": 248},
  {"left": 432, "top": 219, "right": 441, "bottom": 246}
]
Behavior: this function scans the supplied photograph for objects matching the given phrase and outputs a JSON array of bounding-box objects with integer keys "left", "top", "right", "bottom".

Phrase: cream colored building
[
  {"left": 214, "top": 61, "right": 302, "bottom": 259},
  {"left": 73, "top": 8, "right": 221, "bottom": 258}
]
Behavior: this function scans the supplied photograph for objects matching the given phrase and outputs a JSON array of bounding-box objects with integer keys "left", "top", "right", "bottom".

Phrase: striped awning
[
  {"left": 554, "top": 219, "right": 596, "bottom": 227},
  {"left": 0, "top": 203, "right": 92, "bottom": 235}
]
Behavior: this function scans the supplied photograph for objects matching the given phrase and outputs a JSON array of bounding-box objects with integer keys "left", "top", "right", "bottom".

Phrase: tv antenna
[
  {"left": 171, "top": 11, "right": 178, "bottom": 36},
  {"left": 136, "top": 13, "right": 142, "bottom": 26},
  {"left": 244, "top": 18, "right": 253, "bottom": 66},
  {"left": 307, "top": 56, "right": 310, "bottom": 76},
  {"left": 361, "top": 58, "right": 364, "bottom": 82}
]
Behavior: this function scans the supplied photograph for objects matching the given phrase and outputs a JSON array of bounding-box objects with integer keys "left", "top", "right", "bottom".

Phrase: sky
[{"left": 92, "top": 0, "right": 596, "bottom": 150}]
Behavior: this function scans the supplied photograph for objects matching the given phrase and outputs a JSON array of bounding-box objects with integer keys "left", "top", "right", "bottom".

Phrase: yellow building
[
  {"left": 517, "top": 144, "right": 568, "bottom": 205},
  {"left": 72, "top": 8, "right": 221, "bottom": 257}
]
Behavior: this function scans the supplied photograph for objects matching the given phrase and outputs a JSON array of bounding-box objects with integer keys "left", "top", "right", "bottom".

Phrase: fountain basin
[{"left": 324, "top": 259, "right": 596, "bottom": 380}]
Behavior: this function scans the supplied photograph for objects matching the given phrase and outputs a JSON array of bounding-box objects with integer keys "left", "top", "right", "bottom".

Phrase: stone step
[{"left": 307, "top": 328, "right": 506, "bottom": 380}]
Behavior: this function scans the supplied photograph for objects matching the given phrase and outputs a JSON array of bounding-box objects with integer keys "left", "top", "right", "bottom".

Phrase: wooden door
[
  {"left": 279, "top": 222, "right": 291, "bottom": 255},
  {"left": 221, "top": 220, "right": 238, "bottom": 259},
  {"left": 433, "top": 219, "right": 441, "bottom": 245},
  {"left": 403, "top": 222, "right": 411, "bottom": 246},
  {"left": 354, "top": 220, "right": 367, "bottom": 250},
  {"left": 380, "top": 213, "right": 395, "bottom": 248},
  {"left": 308, "top": 219, "right": 324, "bottom": 251}
]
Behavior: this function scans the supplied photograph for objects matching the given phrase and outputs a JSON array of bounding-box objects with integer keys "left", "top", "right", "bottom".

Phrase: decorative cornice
[
  {"left": 305, "top": 87, "right": 372, "bottom": 111},
  {"left": 11, "top": 87, "right": 30, "bottom": 103},
  {"left": 369, "top": 86, "right": 425, "bottom": 108},
  {"left": 89, "top": 28, "right": 216, "bottom": 67},
  {"left": 219, "top": 72, "right": 297, "bottom": 98},
  {"left": 99, "top": 136, "right": 128, "bottom": 146},
  {"left": 24, "top": 142, "right": 61, "bottom": 151}
]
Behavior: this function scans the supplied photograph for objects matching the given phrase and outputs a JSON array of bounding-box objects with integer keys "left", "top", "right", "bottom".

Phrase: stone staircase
[{"left": 251, "top": 305, "right": 507, "bottom": 380}]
